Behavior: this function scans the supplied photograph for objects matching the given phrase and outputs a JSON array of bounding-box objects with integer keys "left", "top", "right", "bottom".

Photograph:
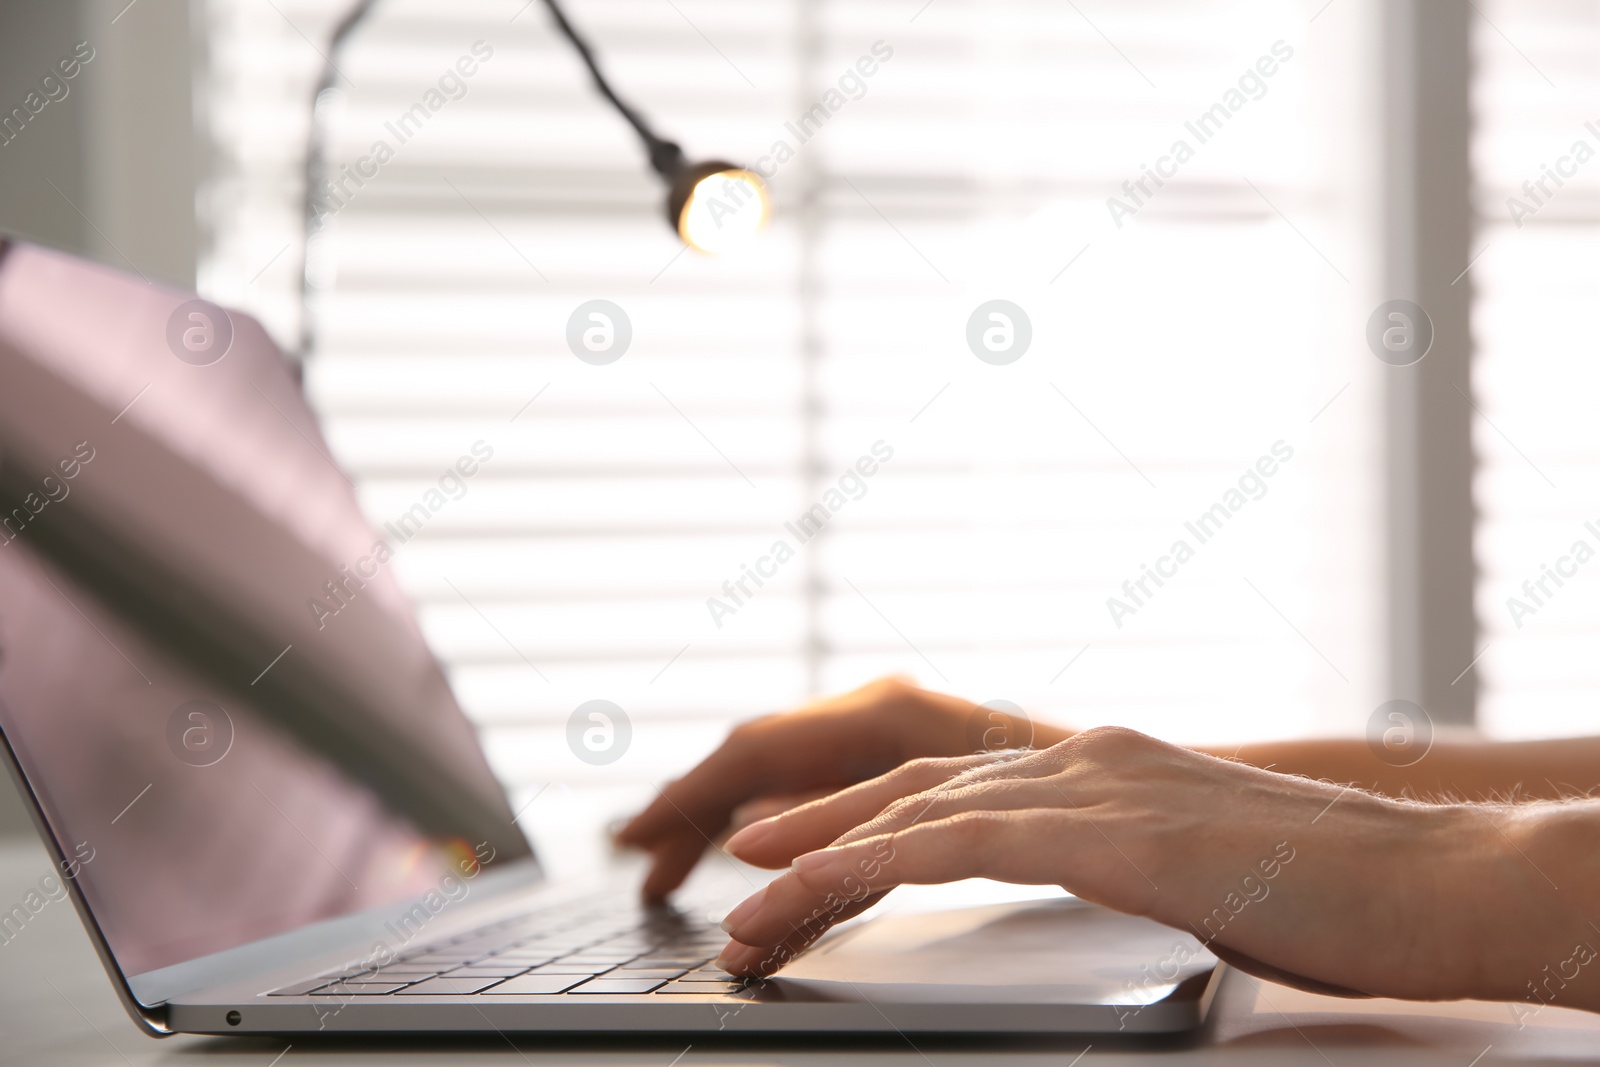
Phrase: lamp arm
[
  {"left": 296, "top": 0, "right": 383, "bottom": 362},
  {"left": 537, "top": 0, "right": 685, "bottom": 177},
  {"left": 294, "top": 0, "right": 703, "bottom": 361}
]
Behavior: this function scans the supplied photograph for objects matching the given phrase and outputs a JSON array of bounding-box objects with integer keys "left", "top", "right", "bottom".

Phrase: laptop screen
[
  {"left": 0, "top": 539, "right": 483, "bottom": 977},
  {"left": 0, "top": 242, "right": 533, "bottom": 979}
]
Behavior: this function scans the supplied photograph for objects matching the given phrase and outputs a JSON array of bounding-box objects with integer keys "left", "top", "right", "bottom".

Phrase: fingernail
[
  {"left": 715, "top": 941, "right": 770, "bottom": 977},
  {"left": 724, "top": 818, "right": 776, "bottom": 855},
  {"left": 711, "top": 942, "right": 739, "bottom": 972},
  {"left": 719, "top": 883, "right": 769, "bottom": 934}
]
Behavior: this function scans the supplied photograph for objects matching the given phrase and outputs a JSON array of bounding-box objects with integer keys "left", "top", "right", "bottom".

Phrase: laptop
[{"left": 0, "top": 239, "right": 1219, "bottom": 1037}]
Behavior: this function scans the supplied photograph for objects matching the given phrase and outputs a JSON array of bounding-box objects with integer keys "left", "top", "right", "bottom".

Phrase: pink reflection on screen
[{"left": 0, "top": 542, "right": 455, "bottom": 976}]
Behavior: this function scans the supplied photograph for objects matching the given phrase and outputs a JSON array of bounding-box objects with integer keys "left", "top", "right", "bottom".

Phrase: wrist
[{"left": 1454, "top": 800, "right": 1600, "bottom": 1010}]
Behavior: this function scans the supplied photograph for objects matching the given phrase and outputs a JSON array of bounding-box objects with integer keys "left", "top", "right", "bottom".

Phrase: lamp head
[{"left": 666, "top": 160, "right": 770, "bottom": 254}]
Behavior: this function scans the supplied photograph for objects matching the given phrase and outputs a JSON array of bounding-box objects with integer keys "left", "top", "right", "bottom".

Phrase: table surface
[{"left": 2, "top": 839, "right": 1597, "bottom": 1067}]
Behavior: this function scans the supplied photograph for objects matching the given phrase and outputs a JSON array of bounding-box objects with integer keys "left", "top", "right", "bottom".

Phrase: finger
[
  {"left": 793, "top": 812, "right": 1066, "bottom": 893},
  {"left": 821, "top": 774, "right": 1057, "bottom": 852},
  {"left": 714, "top": 891, "right": 888, "bottom": 978},
  {"left": 615, "top": 747, "right": 763, "bottom": 850},
  {"left": 723, "top": 811, "right": 1061, "bottom": 947},
  {"left": 715, "top": 869, "right": 852, "bottom": 950},
  {"left": 616, "top": 747, "right": 780, "bottom": 901},
  {"left": 635, "top": 754, "right": 910, "bottom": 900},
  {"left": 715, "top": 866, "right": 888, "bottom": 956},
  {"left": 826, "top": 744, "right": 1083, "bottom": 847},
  {"left": 618, "top": 678, "right": 964, "bottom": 851},
  {"left": 723, "top": 755, "right": 976, "bottom": 866},
  {"left": 639, "top": 832, "right": 706, "bottom": 903},
  {"left": 615, "top": 710, "right": 910, "bottom": 877},
  {"left": 725, "top": 751, "right": 1031, "bottom": 867},
  {"left": 728, "top": 790, "right": 834, "bottom": 832},
  {"left": 1206, "top": 945, "right": 1373, "bottom": 999}
]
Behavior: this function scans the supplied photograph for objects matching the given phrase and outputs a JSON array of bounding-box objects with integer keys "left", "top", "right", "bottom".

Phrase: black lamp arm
[
  {"left": 537, "top": 0, "right": 684, "bottom": 176},
  {"left": 297, "top": 0, "right": 690, "bottom": 357}
]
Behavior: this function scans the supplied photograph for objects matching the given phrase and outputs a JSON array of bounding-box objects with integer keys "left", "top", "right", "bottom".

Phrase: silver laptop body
[{"left": 0, "top": 239, "right": 1219, "bottom": 1038}]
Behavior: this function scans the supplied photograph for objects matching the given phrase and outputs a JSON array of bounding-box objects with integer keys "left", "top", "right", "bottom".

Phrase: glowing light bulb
[{"left": 671, "top": 165, "right": 770, "bottom": 254}]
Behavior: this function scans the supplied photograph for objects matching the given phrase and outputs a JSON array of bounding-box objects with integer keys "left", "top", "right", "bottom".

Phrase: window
[
  {"left": 1471, "top": 1, "right": 1600, "bottom": 740},
  {"left": 199, "top": 0, "right": 1385, "bottom": 859}
]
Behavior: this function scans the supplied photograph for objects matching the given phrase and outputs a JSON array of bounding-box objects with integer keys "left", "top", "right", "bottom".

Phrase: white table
[{"left": 2, "top": 838, "right": 1596, "bottom": 1066}]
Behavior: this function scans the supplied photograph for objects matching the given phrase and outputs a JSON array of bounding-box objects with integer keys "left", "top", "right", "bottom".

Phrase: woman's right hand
[{"left": 615, "top": 678, "right": 1065, "bottom": 901}]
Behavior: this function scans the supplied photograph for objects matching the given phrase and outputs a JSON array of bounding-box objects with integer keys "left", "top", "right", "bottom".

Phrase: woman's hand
[
  {"left": 711, "top": 727, "right": 1590, "bottom": 1008},
  {"left": 616, "top": 678, "right": 1064, "bottom": 900}
]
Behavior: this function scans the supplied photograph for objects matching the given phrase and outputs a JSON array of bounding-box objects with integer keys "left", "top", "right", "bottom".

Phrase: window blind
[
  {"left": 198, "top": 0, "right": 1385, "bottom": 857},
  {"left": 1471, "top": 0, "right": 1600, "bottom": 739}
]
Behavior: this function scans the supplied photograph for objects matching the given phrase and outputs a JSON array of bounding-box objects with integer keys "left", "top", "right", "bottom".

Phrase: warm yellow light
[{"left": 676, "top": 169, "right": 770, "bottom": 254}]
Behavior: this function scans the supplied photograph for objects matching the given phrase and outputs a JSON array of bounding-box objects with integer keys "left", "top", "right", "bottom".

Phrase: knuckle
[
  {"left": 1067, "top": 725, "right": 1149, "bottom": 757},
  {"left": 726, "top": 716, "right": 773, "bottom": 745},
  {"left": 881, "top": 792, "right": 937, "bottom": 821},
  {"left": 896, "top": 755, "right": 961, "bottom": 781},
  {"left": 939, "top": 809, "right": 1011, "bottom": 839},
  {"left": 898, "top": 756, "right": 941, "bottom": 773},
  {"left": 964, "top": 749, "right": 1032, "bottom": 775},
  {"left": 870, "top": 676, "right": 916, "bottom": 700}
]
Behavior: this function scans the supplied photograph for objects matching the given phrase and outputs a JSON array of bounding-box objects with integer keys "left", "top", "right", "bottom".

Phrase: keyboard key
[
  {"left": 310, "top": 982, "right": 409, "bottom": 996},
  {"left": 488, "top": 975, "right": 590, "bottom": 995},
  {"left": 396, "top": 976, "right": 507, "bottom": 995},
  {"left": 445, "top": 965, "right": 530, "bottom": 978},
  {"left": 267, "top": 979, "right": 332, "bottom": 996},
  {"left": 527, "top": 964, "right": 613, "bottom": 976},
  {"left": 568, "top": 978, "right": 668, "bottom": 995},
  {"left": 678, "top": 969, "right": 738, "bottom": 982},
  {"left": 449, "top": 937, "right": 512, "bottom": 953},
  {"left": 322, "top": 967, "right": 398, "bottom": 981},
  {"left": 657, "top": 981, "right": 749, "bottom": 995},
  {"left": 323, "top": 898, "right": 727, "bottom": 998}
]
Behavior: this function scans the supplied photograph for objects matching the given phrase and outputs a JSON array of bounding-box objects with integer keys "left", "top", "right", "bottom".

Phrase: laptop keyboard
[{"left": 266, "top": 895, "right": 747, "bottom": 998}]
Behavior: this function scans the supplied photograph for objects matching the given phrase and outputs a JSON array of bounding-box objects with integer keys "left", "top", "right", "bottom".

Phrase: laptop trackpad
[{"left": 773, "top": 896, "right": 1215, "bottom": 1004}]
